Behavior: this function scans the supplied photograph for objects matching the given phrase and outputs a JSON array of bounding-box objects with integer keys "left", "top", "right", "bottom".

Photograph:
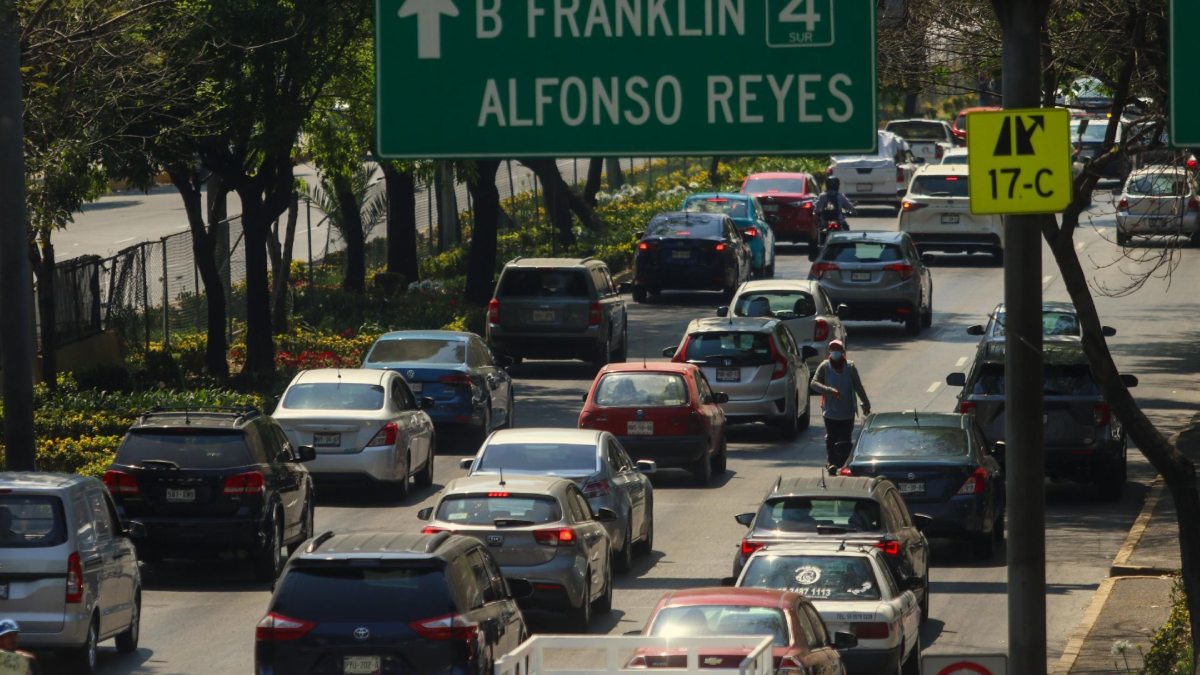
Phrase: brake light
[
  {"left": 944, "top": 176, "right": 959, "bottom": 181},
  {"left": 638, "top": 241, "right": 654, "bottom": 251},
  {"left": 768, "top": 338, "right": 788, "bottom": 381},
  {"left": 802, "top": 201, "right": 814, "bottom": 210},
  {"left": 959, "top": 401, "right": 977, "bottom": 414},
  {"left": 103, "top": 470, "right": 139, "bottom": 495},
  {"left": 853, "top": 622, "right": 891, "bottom": 640},
  {"left": 66, "top": 552, "right": 84, "bottom": 603},
  {"left": 873, "top": 540, "right": 901, "bottom": 557},
  {"left": 223, "top": 471, "right": 265, "bottom": 495},
  {"left": 957, "top": 466, "right": 989, "bottom": 495},
  {"left": 628, "top": 656, "right": 648, "bottom": 667},
  {"left": 686, "top": 410, "right": 703, "bottom": 435},
  {"left": 438, "top": 373, "right": 472, "bottom": 386},
  {"left": 1189, "top": 158, "right": 1198, "bottom": 170},
  {"left": 422, "top": 525, "right": 452, "bottom": 534},
  {"left": 813, "top": 318, "right": 829, "bottom": 342},
  {"left": 533, "top": 528, "right": 577, "bottom": 546},
  {"left": 902, "top": 200, "right": 927, "bottom": 211},
  {"left": 487, "top": 491, "right": 510, "bottom": 497},
  {"left": 883, "top": 263, "right": 914, "bottom": 280},
  {"left": 488, "top": 298, "right": 501, "bottom": 324},
  {"left": 1117, "top": 198, "right": 1129, "bottom": 211},
  {"left": 826, "top": 166, "right": 834, "bottom": 175},
  {"left": 578, "top": 411, "right": 592, "bottom": 428},
  {"left": 256, "top": 612, "right": 316, "bottom": 641},
  {"left": 741, "top": 539, "right": 765, "bottom": 557},
  {"left": 743, "top": 227, "right": 759, "bottom": 239},
  {"left": 582, "top": 479, "right": 611, "bottom": 497},
  {"left": 410, "top": 613, "right": 480, "bottom": 641},
  {"left": 366, "top": 421, "right": 399, "bottom": 448},
  {"left": 706, "top": 198, "right": 729, "bottom": 203},
  {"left": 837, "top": 467, "right": 853, "bottom": 476},
  {"left": 811, "top": 262, "right": 839, "bottom": 279},
  {"left": 715, "top": 243, "right": 727, "bottom": 252},
  {"left": 1094, "top": 403, "right": 1111, "bottom": 426},
  {"left": 589, "top": 302, "right": 603, "bottom": 326}
]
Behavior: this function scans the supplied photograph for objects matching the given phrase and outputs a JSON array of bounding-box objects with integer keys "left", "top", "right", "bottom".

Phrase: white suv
[{"left": 898, "top": 164, "right": 1004, "bottom": 264}]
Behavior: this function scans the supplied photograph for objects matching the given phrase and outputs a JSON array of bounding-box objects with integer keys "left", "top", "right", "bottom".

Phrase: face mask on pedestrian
[{"left": 830, "top": 350, "right": 845, "bottom": 362}]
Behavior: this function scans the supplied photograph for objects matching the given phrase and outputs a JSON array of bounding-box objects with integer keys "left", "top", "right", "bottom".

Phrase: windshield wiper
[{"left": 138, "top": 459, "right": 180, "bottom": 470}]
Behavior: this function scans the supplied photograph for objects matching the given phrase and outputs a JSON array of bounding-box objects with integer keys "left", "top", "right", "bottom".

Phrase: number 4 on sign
[{"left": 779, "top": 0, "right": 821, "bottom": 33}]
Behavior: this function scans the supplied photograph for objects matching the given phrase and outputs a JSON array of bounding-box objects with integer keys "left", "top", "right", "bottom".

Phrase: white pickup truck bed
[{"left": 494, "top": 635, "right": 774, "bottom": 674}]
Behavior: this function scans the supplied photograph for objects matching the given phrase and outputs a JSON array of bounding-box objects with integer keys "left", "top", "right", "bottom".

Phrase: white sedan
[
  {"left": 735, "top": 545, "right": 921, "bottom": 675},
  {"left": 720, "top": 279, "right": 847, "bottom": 369},
  {"left": 1115, "top": 166, "right": 1200, "bottom": 246},
  {"left": 273, "top": 368, "right": 436, "bottom": 498}
]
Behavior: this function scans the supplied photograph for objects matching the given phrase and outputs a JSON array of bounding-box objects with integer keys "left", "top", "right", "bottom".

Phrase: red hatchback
[
  {"left": 741, "top": 172, "right": 821, "bottom": 250},
  {"left": 579, "top": 363, "right": 728, "bottom": 486},
  {"left": 629, "top": 587, "right": 854, "bottom": 672}
]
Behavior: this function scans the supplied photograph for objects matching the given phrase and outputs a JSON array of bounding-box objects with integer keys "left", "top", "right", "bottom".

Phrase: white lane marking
[
  {"left": 1076, "top": 241, "right": 1086, "bottom": 251},
  {"left": 955, "top": 356, "right": 968, "bottom": 367},
  {"left": 114, "top": 237, "right": 135, "bottom": 244},
  {"left": 1042, "top": 275, "right": 1054, "bottom": 285},
  {"left": 926, "top": 381, "right": 940, "bottom": 393}
]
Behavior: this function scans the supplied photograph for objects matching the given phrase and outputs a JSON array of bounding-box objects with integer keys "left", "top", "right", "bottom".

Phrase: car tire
[
  {"left": 288, "top": 496, "right": 314, "bottom": 556},
  {"left": 919, "top": 580, "right": 930, "bottom": 623},
  {"left": 775, "top": 397, "right": 800, "bottom": 440},
  {"left": 633, "top": 286, "right": 648, "bottom": 303},
  {"left": 711, "top": 434, "right": 728, "bottom": 475},
  {"left": 635, "top": 506, "right": 654, "bottom": 556},
  {"left": 992, "top": 248, "right": 1005, "bottom": 266},
  {"left": 70, "top": 615, "right": 99, "bottom": 674},
  {"left": 921, "top": 294, "right": 933, "bottom": 329},
  {"left": 797, "top": 392, "right": 811, "bottom": 431},
  {"left": 808, "top": 239, "right": 820, "bottom": 261},
  {"left": 115, "top": 590, "right": 141, "bottom": 653},
  {"left": 972, "top": 529, "right": 996, "bottom": 560},
  {"left": 904, "top": 311, "right": 921, "bottom": 336},
  {"left": 765, "top": 260, "right": 775, "bottom": 278},
  {"left": 595, "top": 562, "right": 613, "bottom": 614},
  {"left": 902, "top": 636, "right": 921, "bottom": 675},
  {"left": 415, "top": 438, "right": 435, "bottom": 487},
  {"left": 568, "top": 575, "right": 592, "bottom": 632},
  {"left": 1097, "top": 454, "right": 1127, "bottom": 502},
  {"left": 612, "top": 329, "right": 628, "bottom": 363},
  {"left": 253, "top": 511, "right": 285, "bottom": 582},
  {"left": 591, "top": 337, "right": 611, "bottom": 371},
  {"left": 692, "top": 446, "right": 713, "bottom": 486},
  {"left": 614, "top": 521, "right": 634, "bottom": 573}
]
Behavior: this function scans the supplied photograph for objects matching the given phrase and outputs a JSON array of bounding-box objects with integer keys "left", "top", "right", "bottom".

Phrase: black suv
[
  {"left": 104, "top": 407, "right": 316, "bottom": 580},
  {"left": 485, "top": 257, "right": 629, "bottom": 369},
  {"left": 256, "top": 531, "right": 530, "bottom": 674},
  {"left": 731, "top": 475, "right": 931, "bottom": 620}
]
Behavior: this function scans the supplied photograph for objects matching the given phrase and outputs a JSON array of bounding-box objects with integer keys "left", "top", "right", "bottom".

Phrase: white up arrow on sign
[{"left": 397, "top": 0, "right": 459, "bottom": 59}]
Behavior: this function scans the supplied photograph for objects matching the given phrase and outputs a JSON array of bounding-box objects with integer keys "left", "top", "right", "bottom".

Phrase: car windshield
[
  {"left": 273, "top": 567, "right": 454, "bottom": 622},
  {"left": 683, "top": 197, "right": 750, "bottom": 218},
  {"left": 910, "top": 175, "right": 969, "bottom": 197},
  {"left": 740, "top": 554, "right": 882, "bottom": 601},
  {"left": 743, "top": 178, "right": 806, "bottom": 193},
  {"left": 823, "top": 242, "right": 904, "bottom": 263},
  {"left": 476, "top": 443, "right": 598, "bottom": 474},
  {"left": 0, "top": 496, "right": 67, "bottom": 548},
  {"left": 972, "top": 362, "right": 1100, "bottom": 396},
  {"left": 595, "top": 373, "right": 689, "bottom": 407},
  {"left": 649, "top": 605, "right": 789, "bottom": 646},
  {"left": 499, "top": 270, "right": 590, "bottom": 298},
  {"left": 436, "top": 494, "right": 563, "bottom": 525},
  {"left": 365, "top": 338, "right": 465, "bottom": 364},
  {"left": 854, "top": 427, "right": 969, "bottom": 458},
  {"left": 116, "top": 431, "right": 253, "bottom": 469},
  {"left": 993, "top": 310, "right": 1080, "bottom": 337},
  {"left": 281, "top": 383, "right": 385, "bottom": 410},
  {"left": 645, "top": 216, "right": 723, "bottom": 238},
  {"left": 734, "top": 291, "right": 817, "bottom": 318},
  {"left": 757, "top": 497, "right": 882, "bottom": 533},
  {"left": 683, "top": 332, "right": 773, "bottom": 366},
  {"left": 887, "top": 121, "right": 946, "bottom": 140},
  {"left": 1125, "top": 174, "right": 1189, "bottom": 197}
]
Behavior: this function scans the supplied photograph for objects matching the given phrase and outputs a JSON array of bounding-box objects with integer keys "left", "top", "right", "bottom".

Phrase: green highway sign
[
  {"left": 375, "top": 0, "right": 877, "bottom": 158},
  {"left": 1171, "top": 0, "right": 1198, "bottom": 147}
]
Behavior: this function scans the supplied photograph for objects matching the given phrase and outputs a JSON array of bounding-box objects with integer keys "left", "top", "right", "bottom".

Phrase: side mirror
[
  {"left": 912, "top": 514, "right": 934, "bottom": 532},
  {"left": 713, "top": 392, "right": 730, "bottom": 404},
  {"left": 716, "top": 306, "right": 729, "bottom": 317},
  {"left": 661, "top": 346, "right": 678, "bottom": 358},
  {"left": 921, "top": 253, "right": 935, "bottom": 266},
  {"left": 618, "top": 281, "right": 633, "bottom": 294},
  {"left": 507, "top": 578, "right": 535, "bottom": 600},
  {"left": 734, "top": 512, "right": 755, "bottom": 527},
  {"left": 459, "top": 458, "right": 475, "bottom": 471},
  {"left": 1120, "top": 374, "right": 1139, "bottom": 388},
  {"left": 966, "top": 324, "right": 985, "bottom": 336},
  {"left": 991, "top": 441, "right": 1006, "bottom": 464},
  {"left": 595, "top": 507, "right": 618, "bottom": 522},
  {"left": 419, "top": 397, "right": 436, "bottom": 410},
  {"left": 836, "top": 303, "right": 849, "bottom": 318},
  {"left": 719, "top": 576, "right": 737, "bottom": 587},
  {"left": 295, "top": 445, "right": 317, "bottom": 463},
  {"left": 801, "top": 346, "right": 818, "bottom": 362},
  {"left": 495, "top": 354, "right": 515, "bottom": 368},
  {"left": 635, "top": 460, "right": 657, "bottom": 475},
  {"left": 124, "top": 521, "right": 147, "bottom": 539},
  {"left": 832, "top": 631, "right": 859, "bottom": 650},
  {"left": 417, "top": 507, "right": 433, "bottom": 521},
  {"left": 946, "top": 372, "right": 966, "bottom": 387},
  {"left": 896, "top": 188, "right": 908, "bottom": 198},
  {"left": 1102, "top": 326, "right": 1117, "bottom": 337}
]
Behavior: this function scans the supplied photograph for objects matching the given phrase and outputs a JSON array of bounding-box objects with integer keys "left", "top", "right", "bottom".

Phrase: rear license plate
[
  {"left": 940, "top": 214, "right": 960, "bottom": 224},
  {"left": 716, "top": 368, "right": 740, "bottom": 383},
  {"left": 165, "top": 488, "right": 195, "bottom": 502},
  {"left": 0, "top": 583, "right": 8, "bottom": 600},
  {"left": 850, "top": 271, "right": 871, "bottom": 281},
  {"left": 409, "top": 382, "right": 422, "bottom": 393},
  {"left": 627, "top": 421, "right": 654, "bottom": 435},
  {"left": 671, "top": 250, "right": 691, "bottom": 260},
  {"left": 898, "top": 482, "right": 925, "bottom": 495},
  {"left": 343, "top": 655, "right": 381, "bottom": 674},
  {"left": 762, "top": 204, "right": 779, "bottom": 213},
  {"left": 313, "top": 432, "right": 341, "bottom": 448},
  {"left": 532, "top": 309, "right": 556, "bottom": 322},
  {"left": 857, "top": 183, "right": 873, "bottom": 192}
]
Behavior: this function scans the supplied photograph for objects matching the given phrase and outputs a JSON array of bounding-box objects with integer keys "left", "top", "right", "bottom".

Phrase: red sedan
[
  {"left": 629, "top": 587, "right": 855, "bottom": 672},
  {"left": 579, "top": 362, "right": 728, "bottom": 486},
  {"left": 741, "top": 172, "right": 821, "bottom": 250},
  {"left": 952, "top": 105, "right": 1002, "bottom": 143}
]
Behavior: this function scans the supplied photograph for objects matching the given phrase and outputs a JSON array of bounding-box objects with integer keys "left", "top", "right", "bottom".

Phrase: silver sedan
[{"left": 721, "top": 279, "right": 848, "bottom": 370}]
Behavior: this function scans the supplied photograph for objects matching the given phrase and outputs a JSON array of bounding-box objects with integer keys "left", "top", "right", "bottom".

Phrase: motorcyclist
[{"left": 814, "top": 177, "right": 857, "bottom": 232}]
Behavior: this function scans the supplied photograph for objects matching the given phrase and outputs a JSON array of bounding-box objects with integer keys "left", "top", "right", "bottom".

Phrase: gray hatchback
[{"left": 809, "top": 231, "right": 933, "bottom": 335}]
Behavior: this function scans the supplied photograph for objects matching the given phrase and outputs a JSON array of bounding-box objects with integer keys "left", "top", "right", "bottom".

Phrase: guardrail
[{"left": 494, "top": 634, "right": 774, "bottom": 675}]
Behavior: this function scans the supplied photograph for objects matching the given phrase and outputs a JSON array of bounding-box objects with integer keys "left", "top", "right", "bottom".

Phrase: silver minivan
[{"left": 0, "top": 473, "right": 141, "bottom": 673}]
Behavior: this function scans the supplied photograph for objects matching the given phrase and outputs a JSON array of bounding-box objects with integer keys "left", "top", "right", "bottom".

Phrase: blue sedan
[
  {"left": 362, "top": 330, "right": 514, "bottom": 443},
  {"left": 682, "top": 192, "right": 777, "bottom": 277}
]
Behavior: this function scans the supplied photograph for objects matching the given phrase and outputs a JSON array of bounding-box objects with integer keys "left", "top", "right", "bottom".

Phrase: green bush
[{"left": 1143, "top": 577, "right": 1195, "bottom": 674}]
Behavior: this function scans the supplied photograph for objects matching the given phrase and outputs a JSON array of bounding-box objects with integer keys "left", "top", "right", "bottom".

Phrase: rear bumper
[
  {"left": 722, "top": 393, "right": 791, "bottom": 423},
  {"left": 1116, "top": 213, "right": 1199, "bottom": 235},
  {"left": 18, "top": 615, "right": 92, "bottom": 649},
  {"left": 133, "top": 516, "right": 262, "bottom": 550},
  {"left": 826, "top": 297, "right": 919, "bottom": 322},
  {"left": 617, "top": 434, "right": 708, "bottom": 467},
  {"left": 489, "top": 328, "right": 601, "bottom": 359},
  {"left": 908, "top": 232, "right": 1003, "bottom": 252},
  {"left": 842, "top": 645, "right": 904, "bottom": 675},
  {"left": 1045, "top": 443, "right": 1123, "bottom": 481},
  {"left": 306, "top": 445, "right": 405, "bottom": 483},
  {"left": 906, "top": 494, "right": 990, "bottom": 536},
  {"left": 501, "top": 555, "right": 589, "bottom": 613},
  {"left": 635, "top": 264, "right": 727, "bottom": 291},
  {"left": 764, "top": 212, "right": 817, "bottom": 241}
]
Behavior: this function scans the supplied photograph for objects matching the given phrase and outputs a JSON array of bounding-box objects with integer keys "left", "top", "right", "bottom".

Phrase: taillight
[
  {"left": 589, "top": 302, "right": 603, "bottom": 326},
  {"left": 686, "top": 411, "right": 703, "bottom": 435},
  {"left": 813, "top": 318, "right": 829, "bottom": 342},
  {"left": 410, "top": 613, "right": 479, "bottom": 641},
  {"left": 826, "top": 166, "right": 834, "bottom": 175},
  {"left": 901, "top": 200, "right": 927, "bottom": 211},
  {"left": 873, "top": 540, "right": 901, "bottom": 557},
  {"left": 582, "top": 479, "right": 611, "bottom": 497},
  {"left": 103, "top": 470, "right": 139, "bottom": 495},
  {"left": 802, "top": 201, "right": 814, "bottom": 210},
  {"left": 628, "top": 656, "right": 648, "bottom": 667},
  {"left": 638, "top": 241, "right": 652, "bottom": 251},
  {"left": 741, "top": 539, "right": 765, "bottom": 557},
  {"left": 366, "top": 421, "right": 399, "bottom": 447},
  {"left": 810, "top": 262, "right": 839, "bottom": 279},
  {"left": 256, "top": 612, "right": 316, "bottom": 641},
  {"left": 533, "top": 528, "right": 577, "bottom": 546},
  {"left": 837, "top": 467, "right": 853, "bottom": 476},
  {"left": 487, "top": 298, "right": 500, "bottom": 324},
  {"left": 778, "top": 655, "right": 806, "bottom": 673},
  {"left": 422, "top": 525, "right": 452, "bottom": 534},
  {"left": 578, "top": 411, "right": 592, "bottom": 428},
  {"left": 1093, "top": 403, "right": 1111, "bottom": 426},
  {"left": 957, "top": 466, "right": 988, "bottom": 495},
  {"left": 853, "top": 622, "right": 891, "bottom": 640},
  {"left": 66, "top": 552, "right": 84, "bottom": 603},
  {"left": 438, "top": 373, "right": 472, "bottom": 386},
  {"left": 743, "top": 227, "right": 759, "bottom": 239},
  {"left": 883, "top": 263, "right": 914, "bottom": 280},
  {"left": 1188, "top": 158, "right": 1198, "bottom": 171},
  {"left": 896, "top": 167, "right": 906, "bottom": 182},
  {"left": 1117, "top": 198, "right": 1129, "bottom": 211},
  {"left": 959, "top": 401, "right": 976, "bottom": 414},
  {"left": 223, "top": 471, "right": 266, "bottom": 495},
  {"left": 768, "top": 338, "right": 788, "bottom": 381},
  {"left": 714, "top": 243, "right": 727, "bottom": 252}
]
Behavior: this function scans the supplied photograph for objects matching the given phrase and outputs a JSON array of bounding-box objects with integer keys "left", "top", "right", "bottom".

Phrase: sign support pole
[{"left": 998, "top": 1, "right": 1046, "bottom": 672}]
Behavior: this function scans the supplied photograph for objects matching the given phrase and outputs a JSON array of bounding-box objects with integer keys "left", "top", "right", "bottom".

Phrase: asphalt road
[{"left": 86, "top": 194, "right": 1200, "bottom": 674}]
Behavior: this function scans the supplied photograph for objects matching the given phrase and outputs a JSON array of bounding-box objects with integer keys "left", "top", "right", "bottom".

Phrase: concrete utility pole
[
  {"left": 994, "top": 0, "right": 1048, "bottom": 671},
  {"left": 0, "top": 5, "right": 37, "bottom": 471}
]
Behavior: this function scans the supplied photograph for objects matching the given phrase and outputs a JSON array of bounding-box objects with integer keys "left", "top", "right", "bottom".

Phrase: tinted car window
[
  {"left": 735, "top": 291, "right": 816, "bottom": 318},
  {"left": 684, "top": 332, "right": 772, "bottom": 365},
  {"left": 971, "top": 362, "right": 1100, "bottom": 396},
  {"left": 683, "top": 197, "right": 751, "bottom": 219},
  {"left": 824, "top": 242, "right": 903, "bottom": 263},
  {"left": 741, "top": 554, "right": 882, "bottom": 601},
  {"left": 274, "top": 567, "right": 454, "bottom": 622},
  {"left": 116, "top": 431, "right": 253, "bottom": 469},
  {"left": 0, "top": 496, "right": 66, "bottom": 548},
  {"left": 887, "top": 121, "right": 947, "bottom": 140},
  {"left": 855, "top": 427, "right": 969, "bottom": 458},
  {"left": 476, "top": 443, "right": 597, "bottom": 473},
  {"left": 910, "top": 175, "right": 969, "bottom": 197},
  {"left": 437, "top": 495, "right": 562, "bottom": 525},
  {"left": 282, "top": 383, "right": 385, "bottom": 410},
  {"left": 595, "top": 373, "right": 688, "bottom": 407},
  {"left": 743, "top": 177, "right": 807, "bottom": 193},
  {"left": 649, "top": 606, "right": 788, "bottom": 646},
  {"left": 758, "top": 497, "right": 881, "bottom": 533},
  {"left": 366, "top": 338, "right": 465, "bottom": 364},
  {"left": 499, "top": 270, "right": 590, "bottom": 298},
  {"left": 1126, "top": 174, "right": 1189, "bottom": 196},
  {"left": 645, "top": 216, "right": 723, "bottom": 238}
]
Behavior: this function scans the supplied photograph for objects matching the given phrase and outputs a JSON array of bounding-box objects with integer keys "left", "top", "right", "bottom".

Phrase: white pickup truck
[
  {"left": 884, "top": 119, "right": 957, "bottom": 165},
  {"left": 828, "top": 130, "right": 918, "bottom": 214},
  {"left": 494, "top": 635, "right": 774, "bottom": 674}
]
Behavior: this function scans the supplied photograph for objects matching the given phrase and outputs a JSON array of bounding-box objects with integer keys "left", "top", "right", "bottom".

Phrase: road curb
[
  {"left": 1053, "top": 576, "right": 1118, "bottom": 674},
  {"left": 1110, "top": 477, "right": 1166, "bottom": 576}
]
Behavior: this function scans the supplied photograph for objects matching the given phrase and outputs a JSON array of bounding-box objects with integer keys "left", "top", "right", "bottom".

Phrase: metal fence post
[
  {"left": 161, "top": 237, "right": 169, "bottom": 348},
  {"left": 140, "top": 244, "right": 149, "bottom": 352},
  {"left": 306, "top": 198, "right": 313, "bottom": 285}
]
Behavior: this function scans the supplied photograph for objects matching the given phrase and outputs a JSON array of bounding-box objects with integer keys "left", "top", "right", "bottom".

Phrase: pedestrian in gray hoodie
[{"left": 809, "top": 340, "right": 871, "bottom": 474}]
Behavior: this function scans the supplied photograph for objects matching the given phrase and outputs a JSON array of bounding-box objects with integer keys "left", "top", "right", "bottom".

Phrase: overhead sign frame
[{"left": 966, "top": 107, "right": 1073, "bottom": 215}]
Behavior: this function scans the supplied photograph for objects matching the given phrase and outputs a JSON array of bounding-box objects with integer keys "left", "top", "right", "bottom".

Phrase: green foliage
[{"left": 1142, "top": 577, "right": 1195, "bottom": 674}]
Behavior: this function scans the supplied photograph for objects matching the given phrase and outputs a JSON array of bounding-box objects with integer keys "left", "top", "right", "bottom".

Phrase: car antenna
[{"left": 498, "top": 467, "right": 506, "bottom": 487}]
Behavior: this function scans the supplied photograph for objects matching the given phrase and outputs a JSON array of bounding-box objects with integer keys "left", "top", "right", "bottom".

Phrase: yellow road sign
[{"left": 967, "top": 107, "right": 1073, "bottom": 215}]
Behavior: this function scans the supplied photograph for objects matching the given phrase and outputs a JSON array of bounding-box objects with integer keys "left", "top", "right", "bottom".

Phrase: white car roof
[
  {"left": 291, "top": 368, "right": 390, "bottom": 386},
  {"left": 736, "top": 279, "right": 822, "bottom": 293},
  {"left": 914, "top": 163, "right": 970, "bottom": 177}
]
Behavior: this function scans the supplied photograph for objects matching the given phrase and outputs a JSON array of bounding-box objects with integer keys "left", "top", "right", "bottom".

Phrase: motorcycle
[{"left": 809, "top": 206, "right": 852, "bottom": 260}]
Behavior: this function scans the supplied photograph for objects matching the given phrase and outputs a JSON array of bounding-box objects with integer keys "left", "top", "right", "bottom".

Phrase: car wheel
[
  {"left": 775, "top": 397, "right": 800, "bottom": 440},
  {"left": 568, "top": 574, "right": 592, "bottom": 632},
  {"left": 614, "top": 520, "right": 634, "bottom": 573},
  {"left": 992, "top": 248, "right": 1005, "bottom": 266},
  {"left": 972, "top": 529, "right": 996, "bottom": 560},
  {"left": 765, "top": 260, "right": 775, "bottom": 278},
  {"left": 692, "top": 445, "right": 713, "bottom": 486},
  {"left": 633, "top": 286, "right": 648, "bottom": 303},
  {"left": 591, "top": 336, "right": 611, "bottom": 371},
  {"left": 595, "top": 561, "right": 614, "bottom": 614},
  {"left": 904, "top": 311, "right": 921, "bottom": 336},
  {"left": 1097, "top": 454, "right": 1126, "bottom": 502},
  {"left": 635, "top": 505, "right": 654, "bottom": 556},
  {"left": 919, "top": 579, "right": 930, "bottom": 623},
  {"left": 921, "top": 293, "right": 933, "bottom": 329},
  {"left": 70, "top": 615, "right": 99, "bottom": 674},
  {"left": 288, "top": 496, "right": 314, "bottom": 556},
  {"left": 797, "top": 391, "right": 811, "bottom": 431},
  {"left": 808, "top": 238, "right": 820, "bottom": 261},
  {"left": 902, "top": 635, "right": 921, "bottom": 675},
  {"left": 711, "top": 434, "right": 728, "bottom": 475},
  {"left": 415, "top": 437, "right": 435, "bottom": 487},
  {"left": 611, "top": 329, "right": 628, "bottom": 363},
  {"left": 115, "top": 590, "right": 141, "bottom": 653},
  {"left": 253, "top": 511, "right": 285, "bottom": 582}
]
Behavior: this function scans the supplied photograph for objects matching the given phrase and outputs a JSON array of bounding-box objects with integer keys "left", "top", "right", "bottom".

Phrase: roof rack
[
  {"left": 306, "top": 530, "right": 337, "bottom": 554},
  {"left": 136, "top": 405, "right": 261, "bottom": 425}
]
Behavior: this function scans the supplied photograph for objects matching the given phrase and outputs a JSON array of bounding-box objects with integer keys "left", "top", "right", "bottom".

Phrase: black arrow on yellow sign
[{"left": 993, "top": 114, "right": 1045, "bottom": 156}]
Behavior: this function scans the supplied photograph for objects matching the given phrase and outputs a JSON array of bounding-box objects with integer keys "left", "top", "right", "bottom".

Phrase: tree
[
  {"left": 465, "top": 160, "right": 502, "bottom": 306},
  {"left": 298, "top": 165, "right": 387, "bottom": 294},
  {"left": 380, "top": 161, "right": 421, "bottom": 284}
]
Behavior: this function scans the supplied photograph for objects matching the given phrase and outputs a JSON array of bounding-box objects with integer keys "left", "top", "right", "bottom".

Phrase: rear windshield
[
  {"left": 436, "top": 494, "right": 563, "bottom": 525},
  {"left": 823, "top": 242, "right": 904, "bottom": 263},
  {"left": 854, "top": 427, "right": 968, "bottom": 458},
  {"left": 940, "top": 154, "right": 968, "bottom": 165},
  {"left": 683, "top": 332, "right": 772, "bottom": 366},
  {"left": 273, "top": 567, "right": 453, "bottom": 622},
  {"left": 594, "top": 373, "right": 688, "bottom": 407},
  {"left": 649, "top": 605, "right": 788, "bottom": 646},
  {"left": 281, "top": 383, "right": 385, "bottom": 411},
  {"left": 0, "top": 496, "right": 67, "bottom": 548},
  {"left": 735, "top": 291, "right": 817, "bottom": 319},
  {"left": 887, "top": 121, "right": 946, "bottom": 140},
  {"left": 743, "top": 177, "right": 807, "bottom": 193},
  {"left": 476, "top": 443, "right": 598, "bottom": 474},
  {"left": 1125, "top": 174, "right": 1189, "bottom": 197},
  {"left": 992, "top": 310, "right": 1081, "bottom": 337},
  {"left": 683, "top": 197, "right": 751, "bottom": 218},
  {"left": 1072, "top": 120, "right": 1119, "bottom": 143},
  {"left": 645, "top": 216, "right": 723, "bottom": 238},
  {"left": 740, "top": 554, "right": 882, "bottom": 601},
  {"left": 971, "top": 363, "right": 1100, "bottom": 396},
  {"left": 365, "top": 338, "right": 465, "bottom": 364},
  {"left": 115, "top": 431, "right": 253, "bottom": 469},
  {"left": 910, "top": 175, "right": 969, "bottom": 197},
  {"left": 757, "top": 497, "right": 882, "bottom": 533},
  {"left": 498, "top": 269, "right": 589, "bottom": 298}
]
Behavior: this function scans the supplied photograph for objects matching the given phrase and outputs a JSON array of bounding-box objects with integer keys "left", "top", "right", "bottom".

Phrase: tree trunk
[
  {"left": 435, "top": 163, "right": 459, "bottom": 251},
  {"left": 465, "top": 160, "right": 501, "bottom": 306},
  {"left": 237, "top": 194, "right": 276, "bottom": 383},
  {"left": 335, "top": 174, "right": 366, "bottom": 294},
  {"left": 32, "top": 233, "right": 55, "bottom": 390},
  {"left": 708, "top": 157, "right": 721, "bottom": 187},
  {"left": 382, "top": 162, "right": 419, "bottom": 284},
  {"left": 521, "top": 159, "right": 575, "bottom": 247},
  {"left": 170, "top": 169, "right": 228, "bottom": 380},
  {"left": 605, "top": 157, "right": 625, "bottom": 190},
  {"left": 272, "top": 195, "right": 299, "bottom": 332},
  {"left": 584, "top": 157, "right": 604, "bottom": 205}
]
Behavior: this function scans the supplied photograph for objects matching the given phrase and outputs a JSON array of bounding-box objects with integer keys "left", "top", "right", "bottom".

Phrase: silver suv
[
  {"left": 0, "top": 473, "right": 142, "bottom": 673},
  {"left": 809, "top": 231, "right": 933, "bottom": 336}
]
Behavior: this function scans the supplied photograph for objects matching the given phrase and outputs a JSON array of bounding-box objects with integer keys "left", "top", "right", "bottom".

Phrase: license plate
[
  {"left": 671, "top": 250, "right": 691, "bottom": 260},
  {"left": 532, "top": 309, "right": 556, "bottom": 322},
  {"left": 313, "top": 432, "right": 341, "bottom": 448},
  {"left": 857, "top": 183, "right": 873, "bottom": 192},
  {"left": 716, "top": 368, "right": 740, "bottom": 383},
  {"left": 940, "top": 214, "right": 960, "bottom": 224},
  {"left": 762, "top": 204, "right": 779, "bottom": 213},
  {"left": 0, "top": 583, "right": 8, "bottom": 600},
  {"left": 850, "top": 271, "right": 871, "bottom": 281},
  {"left": 343, "top": 655, "right": 381, "bottom": 674},
  {"left": 165, "top": 488, "right": 195, "bottom": 502},
  {"left": 627, "top": 421, "right": 654, "bottom": 435},
  {"left": 409, "top": 382, "right": 422, "bottom": 393},
  {"left": 898, "top": 482, "right": 925, "bottom": 495}
]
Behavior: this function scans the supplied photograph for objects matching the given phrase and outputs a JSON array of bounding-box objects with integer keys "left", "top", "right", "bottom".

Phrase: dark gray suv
[{"left": 486, "top": 257, "right": 628, "bottom": 369}]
